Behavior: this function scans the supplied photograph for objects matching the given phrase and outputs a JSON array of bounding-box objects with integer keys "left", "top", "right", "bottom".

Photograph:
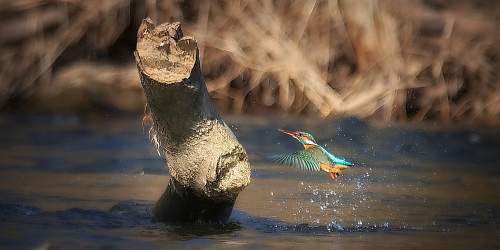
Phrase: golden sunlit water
[{"left": 0, "top": 114, "right": 499, "bottom": 249}]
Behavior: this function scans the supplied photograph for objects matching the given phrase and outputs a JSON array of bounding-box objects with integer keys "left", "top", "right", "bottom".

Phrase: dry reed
[
  {"left": 0, "top": 0, "right": 182, "bottom": 112},
  {"left": 2, "top": 0, "right": 500, "bottom": 123},
  {"left": 182, "top": 0, "right": 500, "bottom": 123}
]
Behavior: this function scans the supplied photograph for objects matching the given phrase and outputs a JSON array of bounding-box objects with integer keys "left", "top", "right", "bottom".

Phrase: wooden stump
[{"left": 134, "top": 18, "right": 251, "bottom": 223}]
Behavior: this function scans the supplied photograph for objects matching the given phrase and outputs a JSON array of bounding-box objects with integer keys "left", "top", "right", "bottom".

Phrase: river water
[{"left": 0, "top": 114, "right": 499, "bottom": 249}]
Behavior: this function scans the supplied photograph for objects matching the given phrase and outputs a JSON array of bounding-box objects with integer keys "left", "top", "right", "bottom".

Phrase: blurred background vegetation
[{"left": 1, "top": 0, "right": 499, "bottom": 123}]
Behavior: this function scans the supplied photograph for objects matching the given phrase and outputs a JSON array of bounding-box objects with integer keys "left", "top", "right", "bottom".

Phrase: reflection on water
[{"left": 0, "top": 114, "right": 499, "bottom": 249}]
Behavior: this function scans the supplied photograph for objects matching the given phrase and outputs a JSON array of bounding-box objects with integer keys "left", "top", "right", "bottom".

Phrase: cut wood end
[{"left": 136, "top": 18, "right": 197, "bottom": 83}]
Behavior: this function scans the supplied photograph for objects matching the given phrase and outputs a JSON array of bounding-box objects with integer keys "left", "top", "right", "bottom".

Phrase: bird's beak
[{"left": 278, "top": 129, "right": 298, "bottom": 138}]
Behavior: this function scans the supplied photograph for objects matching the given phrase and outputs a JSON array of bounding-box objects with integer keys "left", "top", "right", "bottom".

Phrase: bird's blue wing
[{"left": 268, "top": 151, "right": 321, "bottom": 171}]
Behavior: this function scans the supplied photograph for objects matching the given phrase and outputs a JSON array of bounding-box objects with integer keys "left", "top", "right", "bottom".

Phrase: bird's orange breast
[{"left": 319, "top": 162, "right": 332, "bottom": 172}]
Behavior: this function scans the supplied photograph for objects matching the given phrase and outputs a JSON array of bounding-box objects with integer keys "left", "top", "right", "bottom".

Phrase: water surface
[{"left": 0, "top": 114, "right": 499, "bottom": 249}]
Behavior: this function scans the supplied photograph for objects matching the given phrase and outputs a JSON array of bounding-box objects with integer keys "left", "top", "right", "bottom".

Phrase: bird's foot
[{"left": 329, "top": 171, "right": 339, "bottom": 179}]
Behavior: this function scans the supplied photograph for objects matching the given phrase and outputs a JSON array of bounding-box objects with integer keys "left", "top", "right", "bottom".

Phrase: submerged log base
[
  {"left": 153, "top": 178, "right": 235, "bottom": 223},
  {"left": 135, "top": 18, "right": 251, "bottom": 223}
]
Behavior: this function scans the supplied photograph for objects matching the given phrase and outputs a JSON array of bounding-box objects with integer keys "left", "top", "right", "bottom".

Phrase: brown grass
[
  {"left": 2, "top": 0, "right": 500, "bottom": 123},
  {"left": 0, "top": 0, "right": 182, "bottom": 112},
  {"left": 182, "top": 0, "right": 500, "bottom": 123}
]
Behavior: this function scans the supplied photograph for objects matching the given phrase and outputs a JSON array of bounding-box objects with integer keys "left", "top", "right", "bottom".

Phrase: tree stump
[{"left": 134, "top": 18, "right": 251, "bottom": 223}]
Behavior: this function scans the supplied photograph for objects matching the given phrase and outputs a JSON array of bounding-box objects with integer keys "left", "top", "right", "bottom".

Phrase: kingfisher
[{"left": 269, "top": 129, "right": 353, "bottom": 179}]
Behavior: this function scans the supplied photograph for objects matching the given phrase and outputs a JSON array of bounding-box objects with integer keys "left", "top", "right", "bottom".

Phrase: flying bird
[{"left": 269, "top": 129, "right": 353, "bottom": 179}]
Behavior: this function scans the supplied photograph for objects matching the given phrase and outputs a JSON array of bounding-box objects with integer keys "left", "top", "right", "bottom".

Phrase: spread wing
[{"left": 268, "top": 150, "right": 321, "bottom": 171}]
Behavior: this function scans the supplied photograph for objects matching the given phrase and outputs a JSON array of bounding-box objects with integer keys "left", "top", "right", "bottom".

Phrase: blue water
[{"left": 0, "top": 114, "right": 499, "bottom": 249}]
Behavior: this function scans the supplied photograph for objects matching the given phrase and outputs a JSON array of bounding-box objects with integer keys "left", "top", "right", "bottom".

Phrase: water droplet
[{"left": 469, "top": 133, "right": 480, "bottom": 143}]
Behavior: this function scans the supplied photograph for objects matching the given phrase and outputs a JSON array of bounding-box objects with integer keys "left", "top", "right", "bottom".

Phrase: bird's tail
[
  {"left": 320, "top": 148, "right": 353, "bottom": 166},
  {"left": 332, "top": 163, "right": 350, "bottom": 171}
]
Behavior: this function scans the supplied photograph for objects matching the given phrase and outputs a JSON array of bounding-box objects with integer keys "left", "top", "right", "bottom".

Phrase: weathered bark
[{"left": 134, "top": 18, "right": 251, "bottom": 223}]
